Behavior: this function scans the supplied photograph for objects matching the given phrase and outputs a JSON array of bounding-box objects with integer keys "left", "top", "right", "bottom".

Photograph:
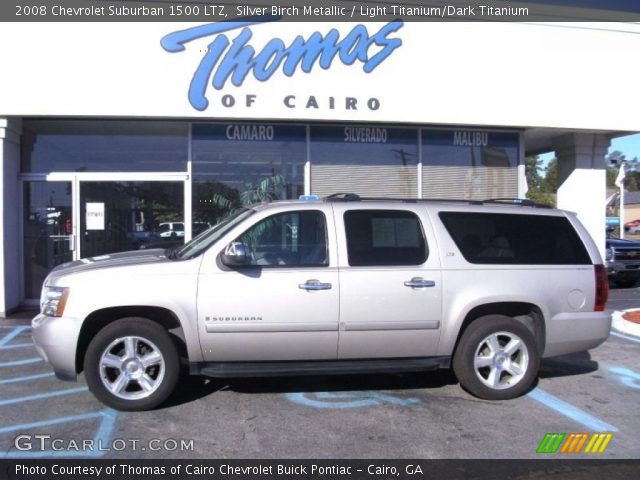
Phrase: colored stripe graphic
[
  {"left": 584, "top": 433, "right": 614, "bottom": 454},
  {"left": 537, "top": 433, "right": 565, "bottom": 453},
  {"left": 538, "top": 432, "right": 613, "bottom": 454},
  {"left": 560, "top": 433, "right": 589, "bottom": 453}
]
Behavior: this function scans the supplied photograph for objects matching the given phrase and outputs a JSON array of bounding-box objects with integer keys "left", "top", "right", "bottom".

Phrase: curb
[{"left": 611, "top": 309, "right": 640, "bottom": 338}]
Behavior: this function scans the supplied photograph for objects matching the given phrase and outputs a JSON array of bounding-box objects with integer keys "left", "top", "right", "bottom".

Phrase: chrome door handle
[
  {"left": 404, "top": 278, "right": 436, "bottom": 288},
  {"left": 299, "top": 279, "right": 332, "bottom": 291}
]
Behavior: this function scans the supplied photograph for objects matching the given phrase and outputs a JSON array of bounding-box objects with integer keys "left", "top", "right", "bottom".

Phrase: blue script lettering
[{"left": 161, "top": 16, "right": 404, "bottom": 111}]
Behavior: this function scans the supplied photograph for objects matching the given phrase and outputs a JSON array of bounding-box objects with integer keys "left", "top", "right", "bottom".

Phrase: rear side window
[
  {"left": 439, "top": 212, "right": 591, "bottom": 265},
  {"left": 344, "top": 210, "right": 427, "bottom": 266}
]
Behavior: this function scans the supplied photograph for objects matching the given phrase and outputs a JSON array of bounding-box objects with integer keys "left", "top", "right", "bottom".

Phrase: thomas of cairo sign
[{"left": 161, "top": 17, "right": 403, "bottom": 112}]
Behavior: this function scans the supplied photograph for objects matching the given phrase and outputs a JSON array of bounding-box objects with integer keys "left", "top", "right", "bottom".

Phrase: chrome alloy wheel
[
  {"left": 99, "top": 336, "right": 165, "bottom": 400},
  {"left": 473, "top": 331, "right": 529, "bottom": 390}
]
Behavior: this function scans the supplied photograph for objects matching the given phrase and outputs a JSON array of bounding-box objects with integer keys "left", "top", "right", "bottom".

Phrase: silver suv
[{"left": 32, "top": 195, "right": 611, "bottom": 411}]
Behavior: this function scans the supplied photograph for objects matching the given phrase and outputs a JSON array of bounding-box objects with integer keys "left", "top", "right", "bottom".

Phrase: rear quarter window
[{"left": 439, "top": 212, "right": 591, "bottom": 265}]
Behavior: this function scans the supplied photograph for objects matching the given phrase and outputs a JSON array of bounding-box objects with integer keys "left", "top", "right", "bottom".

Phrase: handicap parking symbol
[{"left": 285, "top": 391, "right": 421, "bottom": 409}]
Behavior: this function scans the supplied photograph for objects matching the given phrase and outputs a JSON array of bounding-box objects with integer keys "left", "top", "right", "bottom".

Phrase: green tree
[
  {"left": 606, "top": 166, "right": 619, "bottom": 187},
  {"left": 525, "top": 155, "right": 555, "bottom": 206},
  {"left": 525, "top": 156, "right": 543, "bottom": 190},
  {"left": 540, "top": 158, "right": 558, "bottom": 193},
  {"left": 606, "top": 150, "right": 626, "bottom": 167},
  {"left": 625, "top": 171, "right": 640, "bottom": 191}
]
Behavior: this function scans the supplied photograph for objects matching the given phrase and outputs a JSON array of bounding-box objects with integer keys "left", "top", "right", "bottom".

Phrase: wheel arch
[
  {"left": 452, "top": 302, "right": 546, "bottom": 358},
  {"left": 75, "top": 306, "right": 186, "bottom": 374}
]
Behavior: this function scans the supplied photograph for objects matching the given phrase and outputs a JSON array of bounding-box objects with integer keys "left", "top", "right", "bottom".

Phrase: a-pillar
[
  {"left": 552, "top": 132, "right": 610, "bottom": 258},
  {"left": 0, "top": 118, "right": 22, "bottom": 317}
]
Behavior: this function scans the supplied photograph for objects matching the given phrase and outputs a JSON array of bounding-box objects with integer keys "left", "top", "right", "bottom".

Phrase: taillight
[{"left": 594, "top": 264, "right": 608, "bottom": 312}]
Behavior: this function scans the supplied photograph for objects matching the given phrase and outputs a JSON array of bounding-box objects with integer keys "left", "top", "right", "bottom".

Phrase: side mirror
[{"left": 221, "top": 241, "right": 248, "bottom": 266}]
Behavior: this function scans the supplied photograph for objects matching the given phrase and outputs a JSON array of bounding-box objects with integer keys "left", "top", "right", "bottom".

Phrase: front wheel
[
  {"left": 84, "top": 318, "right": 180, "bottom": 411},
  {"left": 453, "top": 315, "right": 539, "bottom": 400}
]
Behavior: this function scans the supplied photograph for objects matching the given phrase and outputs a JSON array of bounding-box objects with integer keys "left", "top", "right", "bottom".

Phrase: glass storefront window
[
  {"left": 23, "top": 182, "right": 73, "bottom": 299},
  {"left": 22, "top": 120, "right": 188, "bottom": 173},
  {"left": 191, "top": 123, "right": 305, "bottom": 226},
  {"left": 80, "top": 181, "right": 185, "bottom": 258},
  {"left": 310, "top": 125, "right": 418, "bottom": 198},
  {"left": 422, "top": 130, "right": 520, "bottom": 200}
]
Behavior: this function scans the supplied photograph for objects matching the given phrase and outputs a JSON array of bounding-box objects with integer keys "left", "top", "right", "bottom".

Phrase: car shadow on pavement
[
  {"left": 537, "top": 351, "right": 599, "bottom": 379},
  {"left": 161, "top": 370, "right": 459, "bottom": 408},
  {"left": 162, "top": 374, "right": 228, "bottom": 408},
  {"left": 162, "top": 353, "right": 598, "bottom": 409}
]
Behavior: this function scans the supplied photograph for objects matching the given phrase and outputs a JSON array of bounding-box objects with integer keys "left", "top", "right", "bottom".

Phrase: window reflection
[
  {"left": 80, "top": 182, "right": 184, "bottom": 257},
  {"left": 22, "top": 120, "right": 188, "bottom": 173},
  {"left": 310, "top": 125, "right": 418, "bottom": 198},
  {"left": 422, "top": 130, "right": 519, "bottom": 200},
  {"left": 191, "top": 124, "right": 305, "bottom": 225}
]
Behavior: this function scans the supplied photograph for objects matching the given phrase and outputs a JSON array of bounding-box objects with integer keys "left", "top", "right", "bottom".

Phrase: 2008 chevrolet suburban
[{"left": 32, "top": 195, "right": 611, "bottom": 411}]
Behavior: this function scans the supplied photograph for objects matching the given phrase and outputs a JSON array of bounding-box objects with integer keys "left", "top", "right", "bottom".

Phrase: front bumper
[
  {"left": 544, "top": 311, "right": 612, "bottom": 358},
  {"left": 606, "top": 261, "right": 640, "bottom": 278},
  {"left": 31, "top": 313, "right": 81, "bottom": 381}
]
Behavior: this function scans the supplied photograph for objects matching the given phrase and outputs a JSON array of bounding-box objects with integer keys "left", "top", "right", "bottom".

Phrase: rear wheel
[
  {"left": 84, "top": 317, "right": 180, "bottom": 411},
  {"left": 453, "top": 315, "right": 539, "bottom": 400}
]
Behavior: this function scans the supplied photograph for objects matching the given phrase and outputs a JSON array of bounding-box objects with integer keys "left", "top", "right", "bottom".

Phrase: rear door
[{"left": 333, "top": 204, "right": 443, "bottom": 358}]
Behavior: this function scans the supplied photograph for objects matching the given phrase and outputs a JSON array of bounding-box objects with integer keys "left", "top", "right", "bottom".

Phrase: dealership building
[{"left": 0, "top": 18, "right": 639, "bottom": 315}]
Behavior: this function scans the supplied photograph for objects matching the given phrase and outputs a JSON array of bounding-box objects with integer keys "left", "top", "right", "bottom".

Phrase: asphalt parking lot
[{"left": 1, "top": 288, "right": 639, "bottom": 460}]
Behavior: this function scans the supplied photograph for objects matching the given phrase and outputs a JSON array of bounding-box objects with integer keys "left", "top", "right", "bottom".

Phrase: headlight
[
  {"left": 41, "top": 287, "right": 69, "bottom": 317},
  {"left": 605, "top": 247, "right": 614, "bottom": 262}
]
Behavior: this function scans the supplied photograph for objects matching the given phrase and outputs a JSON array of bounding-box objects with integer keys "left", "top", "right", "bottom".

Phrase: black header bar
[
  {"left": 2, "top": 459, "right": 640, "bottom": 480},
  {"left": 3, "top": 0, "right": 640, "bottom": 22}
]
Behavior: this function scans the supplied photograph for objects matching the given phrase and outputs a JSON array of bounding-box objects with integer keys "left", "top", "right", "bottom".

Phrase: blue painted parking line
[
  {"left": 0, "top": 411, "right": 104, "bottom": 434},
  {"left": 0, "top": 358, "right": 42, "bottom": 368},
  {"left": 610, "top": 331, "right": 640, "bottom": 345},
  {"left": 286, "top": 391, "right": 421, "bottom": 409},
  {"left": 0, "top": 329, "right": 121, "bottom": 459},
  {"left": 0, "top": 386, "right": 88, "bottom": 407},
  {"left": 0, "top": 372, "right": 55, "bottom": 385},
  {"left": 0, "top": 326, "right": 30, "bottom": 347},
  {"left": 0, "top": 409, "right": 119, "bottom": 458},
  {"left": 528, "top": 388, "right": 618, "bottom": 432},
  {"left": 0, "top": 343, "right": 34, "bottom": 351},
  {"left": 0, "top": 325, "right": 31, "bottom": 347}
]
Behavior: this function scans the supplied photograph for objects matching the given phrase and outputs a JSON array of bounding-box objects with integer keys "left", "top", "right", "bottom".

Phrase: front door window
[{"left": 237, "top": 211, "right": 328, "bottom": 267}]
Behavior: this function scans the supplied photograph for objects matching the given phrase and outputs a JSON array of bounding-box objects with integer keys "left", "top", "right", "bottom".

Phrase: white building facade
[{"left": 0, "top": 20, "right": 639, "bottom": 315}]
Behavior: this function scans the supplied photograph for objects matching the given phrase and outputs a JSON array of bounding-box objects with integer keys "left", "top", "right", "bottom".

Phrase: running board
[{"left": 191, "top": 357, "right": 450, "bottom": 378}]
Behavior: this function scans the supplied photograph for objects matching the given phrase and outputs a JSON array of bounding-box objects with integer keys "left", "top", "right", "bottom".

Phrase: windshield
[{"left": 172, "top": 209, "right": 255, "bottom": 260}]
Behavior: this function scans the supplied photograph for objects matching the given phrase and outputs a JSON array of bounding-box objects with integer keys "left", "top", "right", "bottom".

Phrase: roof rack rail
[
  {"left": 326, "top": 193, "right": 362, "bottom": 201},
  {"left": 323, "top": 194, "right": 552, "bottom": 208},
  {"left": 482, "top": 198, "right": 553, "bottom": 209}
]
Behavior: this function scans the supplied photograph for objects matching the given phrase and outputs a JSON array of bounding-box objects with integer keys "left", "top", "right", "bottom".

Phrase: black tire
[
  {"left": 84, "top": 317, "right": 180, "bottom": 411},
  {"left": 453, "top": 315, "right": 540, "bottom": 400}
]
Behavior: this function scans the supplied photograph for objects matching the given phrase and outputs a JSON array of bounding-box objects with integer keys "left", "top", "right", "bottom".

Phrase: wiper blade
[{"left": 165, "top": 246, "right": 180, "bottom": 260}]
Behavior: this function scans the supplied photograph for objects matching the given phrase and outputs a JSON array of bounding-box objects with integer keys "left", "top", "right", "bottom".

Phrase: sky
[
  {"left": 609, "top": 133, "right": 640, "bottom": 161},
  {"left": 538, "top": 133, "right": 640, "bottom": 168}
]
